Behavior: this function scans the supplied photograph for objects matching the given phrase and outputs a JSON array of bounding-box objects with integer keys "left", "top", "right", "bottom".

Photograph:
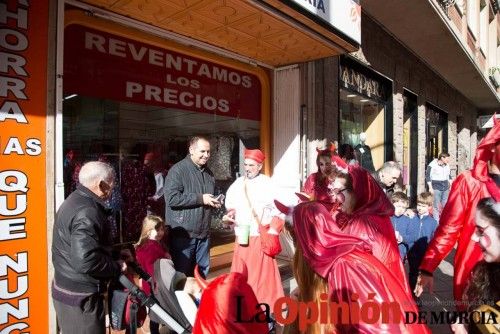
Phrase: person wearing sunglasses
[
  {"left": 287, "top": 201, "right": 430, "bottom": 334},
  {"left": 328, "top": 165, "right": 412, "bottom": 296},
  {"left": 451, "top": 197, "right": 500, "bottom": 334}
]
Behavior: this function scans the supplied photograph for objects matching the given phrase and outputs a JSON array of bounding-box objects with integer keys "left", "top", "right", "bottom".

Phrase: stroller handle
[
  {"left": 118, "top": 274, "right": 190, "bottom": 334},
  {"left": 119, "top": 274, "right": 140, "bottom": 292},
  {"left": 150, "top": 304, "right": 191, "bottom": 334},
  {"left": 127, "top": 261, "right": 153, "bottom": 284}
]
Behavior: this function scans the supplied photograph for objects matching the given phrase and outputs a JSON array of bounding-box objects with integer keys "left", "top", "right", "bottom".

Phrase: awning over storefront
[{"left": 76, "top": 0, "right": 360, "bottom": 66}]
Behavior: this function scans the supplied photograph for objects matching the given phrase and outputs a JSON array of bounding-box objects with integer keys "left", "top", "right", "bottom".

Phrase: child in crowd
[
  {"left": 135, "top": 215, "right": 171, "bottom": 334},
  {"left": 406, "top": 192, "right": 438, "bottom": 293},
  {"left": 390, "top": 191, "right": 412, "bottom": 260}
]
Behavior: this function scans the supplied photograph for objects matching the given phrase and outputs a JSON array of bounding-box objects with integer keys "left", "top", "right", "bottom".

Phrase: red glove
[
  {"left": 259, "top": 223, "right": 282, "bottom": 257},
  {"left": 269, "top": 216, "right": 285, "bottom": 234}
]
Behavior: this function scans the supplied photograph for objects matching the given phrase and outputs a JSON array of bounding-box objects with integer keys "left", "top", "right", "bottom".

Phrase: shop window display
[
  {"left": 339, "top": 89, "right": 386, "bottom": 171},
  {"left": 63, "top": 96, "right": 260, "bottom": 243}
]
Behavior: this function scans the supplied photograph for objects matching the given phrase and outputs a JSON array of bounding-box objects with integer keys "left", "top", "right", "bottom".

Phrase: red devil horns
[
  {"left": 316, "top": 142, "right": 337, "bottom": 155},
  {"left": 194, "top": 265, "right": 209, "bottom": 291},
  {"left": 274, "top": 200, "right": 291, "bottom": 215},
  {"left": 295, "top": 192, "right": 312, "bottom": 202}
]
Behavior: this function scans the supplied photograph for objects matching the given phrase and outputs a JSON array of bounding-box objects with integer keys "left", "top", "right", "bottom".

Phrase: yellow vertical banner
[{"left": 0, "top": 0, "right": 49, "bottom": 332}]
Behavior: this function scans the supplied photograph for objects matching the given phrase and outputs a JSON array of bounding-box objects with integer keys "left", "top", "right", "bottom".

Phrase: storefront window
[
  {"left": 62, "top": 21, "right": 265, "bottom": 244},
  {"left": 339, "top": 58, "right": 390, "bottom": 172},
  {"left": 339, "top": 89, "right": 386, "bottom": 171},
  {"left": 63, "top": 96, "right": 260, "bottom": 243}
]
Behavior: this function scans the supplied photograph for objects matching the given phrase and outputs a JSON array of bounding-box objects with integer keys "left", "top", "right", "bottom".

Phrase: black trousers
[{"left": 54, "top": 294, "right": 105, "bottom": 334}]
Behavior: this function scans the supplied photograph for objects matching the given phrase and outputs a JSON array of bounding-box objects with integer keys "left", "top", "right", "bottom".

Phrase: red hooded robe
[
  {"left": 192, "top": 272, "right": 269, "bottom": 334},
  {"left": 336, "top": 165, "right": 411, "bottom": 295},
  {"left": 420, "top": 120, "right": 500, "bottom": 309},
  {"left": 293, "top": 202, "right": 430, "bottom": 334}
]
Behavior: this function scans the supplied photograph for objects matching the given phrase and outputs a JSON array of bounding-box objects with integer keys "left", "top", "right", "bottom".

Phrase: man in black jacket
[
  {"left": 164, "top": 136, "right": 221, "bottom": 278},
  {"left": 52, "top": 161, "right": 129, "bottom": 334},
  {"left": 374, "top": 161, "right": 402, "bottom": 197}
]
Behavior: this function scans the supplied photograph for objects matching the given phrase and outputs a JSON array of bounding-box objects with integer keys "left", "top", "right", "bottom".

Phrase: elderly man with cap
[{"left": 223, "top": 148, "right": 285, "bottom": 310}]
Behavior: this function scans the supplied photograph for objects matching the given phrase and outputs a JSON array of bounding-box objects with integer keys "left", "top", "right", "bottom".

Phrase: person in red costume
[
  {"left": 415, "top": 119, "right": 500, "bottom": 309},
  {"left": 329, "top": 164, "right": 412, "bottom": 296},
  {"left": 290, "top": 201, "right": 430, "bottom": 334},
  {"left": 192, "top": 271, "right": 269, "bottom": 334},
  {"left": 223, "top": 149, "right": 285, "bottom": 310},
  {"left": 302, "top": 146, "right": 335, "bottom": 210}
]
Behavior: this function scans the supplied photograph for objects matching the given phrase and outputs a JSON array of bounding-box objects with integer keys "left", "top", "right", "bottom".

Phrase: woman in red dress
[
  {"left": 329, "top": 166, "right": 411, "bottom": 295},
  {"left": 303, "top": 148, "right": 335, "bottom": 209}
]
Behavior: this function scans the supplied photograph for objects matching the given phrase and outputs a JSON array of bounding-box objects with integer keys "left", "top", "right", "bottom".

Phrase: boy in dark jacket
[
  {"left": 390, "top": 191, "right": 412, "bottom": 260},
  {"left": 406, "top": 192, "right": 438, "bottom": 292}
]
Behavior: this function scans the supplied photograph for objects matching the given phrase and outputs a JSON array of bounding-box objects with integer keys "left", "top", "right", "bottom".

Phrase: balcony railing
[{"left": 437, "top": 0, "right": 457, "bottom": 18}]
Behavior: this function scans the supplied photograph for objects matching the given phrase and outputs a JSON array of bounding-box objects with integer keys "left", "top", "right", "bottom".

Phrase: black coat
[
  {"left": 164, "top": 155, "right": 215, "bottom": 238},
  {"left": 52, "top": 184, "right": 120, "bottom": 293}
]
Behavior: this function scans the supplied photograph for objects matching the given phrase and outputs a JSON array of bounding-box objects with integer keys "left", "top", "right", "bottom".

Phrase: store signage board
[
  {"left": 340, "top": 65, "right": 386, "bottom": 100},
  {"left": 0, "top": 0, "right": 49, "bottom": 332},
  {"left": 478, "top": 114, "right": 500, "bottom": 129},
  {"left": 287, "top": 0, "right": 361, "bottom": 44},
  {"left": 64, "top": 25, "right": 262, "bottom": 121}
]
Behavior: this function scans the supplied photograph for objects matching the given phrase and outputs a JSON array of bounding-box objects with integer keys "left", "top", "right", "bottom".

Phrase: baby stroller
[
  {"left": 111, "top": 260, "right": 196, "bottom": 334},
  {"left": 150, "top": 259, "right": 198, "bottom": 332}
]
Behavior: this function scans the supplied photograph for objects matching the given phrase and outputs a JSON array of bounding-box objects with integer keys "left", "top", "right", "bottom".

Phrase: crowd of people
[{"left": 51, "top": 120, "right": 500, "bottom": 334}]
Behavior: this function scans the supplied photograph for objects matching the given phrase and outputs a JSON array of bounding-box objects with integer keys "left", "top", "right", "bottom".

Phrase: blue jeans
[
  {"left": 169, "top": 235, "right": 210, "bottom": 278},
  {"left": 433, "top": 189, "right": 449, "bottom": 222}
]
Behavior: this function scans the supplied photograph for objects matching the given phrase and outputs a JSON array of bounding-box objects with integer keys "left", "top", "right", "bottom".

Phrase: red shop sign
[{"left": 64, "top": 25, "right": 262, "bottom": 121}]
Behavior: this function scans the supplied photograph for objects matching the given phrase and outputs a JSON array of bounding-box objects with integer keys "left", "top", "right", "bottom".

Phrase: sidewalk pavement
[{"left": 416, "top": 248, "right": 456, "bottom": 334}]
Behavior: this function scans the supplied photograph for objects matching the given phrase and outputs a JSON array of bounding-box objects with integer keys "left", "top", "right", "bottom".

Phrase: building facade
[
  {"left": 0, "top": 0, "right": 361, "bottom": 332},
  {"left": 1, "top": 0, "right": 498, "bottom": 333},
  {"left": 300, "top": 0, "right": 500, "bottom": 205}
]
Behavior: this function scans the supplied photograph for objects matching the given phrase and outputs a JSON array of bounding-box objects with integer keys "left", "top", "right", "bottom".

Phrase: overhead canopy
[{"left": 78, "top": 0, "right": 360, "bottom": 66}]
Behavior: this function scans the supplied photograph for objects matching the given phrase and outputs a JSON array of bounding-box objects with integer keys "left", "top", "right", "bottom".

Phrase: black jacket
[
  {"left": 52, "top": 184, "right": 120, "bottom": 293},
  {"left": 372, "top": 171, "right": 395, "bottom": 197},
  {"left": 164, "top": 155, "right": 215, "bottom": 238}
]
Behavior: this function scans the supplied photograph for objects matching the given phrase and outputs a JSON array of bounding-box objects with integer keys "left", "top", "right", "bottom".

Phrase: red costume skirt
[{"left": 231, "top": 236, "right": 285, "bottom": 309}]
